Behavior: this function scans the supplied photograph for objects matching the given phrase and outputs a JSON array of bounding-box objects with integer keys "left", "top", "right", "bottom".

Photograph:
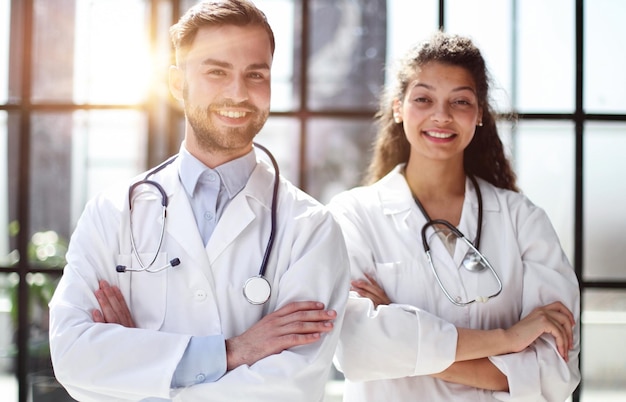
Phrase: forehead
[
  {"left": 408, "top": 62, "right": 476, "bottom": 91},
  {"left": 183, "top": 25, "right": 273, "bottom": 68}
]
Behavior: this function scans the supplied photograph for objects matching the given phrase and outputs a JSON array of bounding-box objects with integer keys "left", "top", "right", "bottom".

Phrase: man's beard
[{"left": 185, "top": 101, "right": 269, "bottom": 153}]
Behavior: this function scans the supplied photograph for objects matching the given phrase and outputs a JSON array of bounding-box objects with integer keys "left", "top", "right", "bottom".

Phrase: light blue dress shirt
[{"left": 171, "top": 144, "right": 256, "bottom": 387}]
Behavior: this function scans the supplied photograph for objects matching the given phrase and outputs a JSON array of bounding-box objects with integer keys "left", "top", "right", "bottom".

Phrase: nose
[
  {"left": 224, "top": 76, "right": 249, "bottom": 103},
  {"left": 431, "top": 102, "right": 452, "bottom": 124}
]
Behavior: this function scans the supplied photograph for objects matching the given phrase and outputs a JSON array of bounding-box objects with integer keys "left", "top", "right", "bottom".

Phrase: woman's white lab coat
[
  {"left": 49, "top": 155, "right": 350, "bottom": 401},
  {"left": 328, "top": 165, "right": 580, "bottom": 402}
]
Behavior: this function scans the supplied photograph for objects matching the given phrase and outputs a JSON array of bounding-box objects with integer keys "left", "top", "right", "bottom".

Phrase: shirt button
[
  {"left": 204, "top": 211, "right": 214, "bottom": 221},
  {"left": 196, "top": 373, "right": 206, "bottom": 383},
  {"left": 194, "top": 289, "right": 207, "bottom": 301},
  {"left": 455, "top": 296, "right": 462, "bottom": 303},
  {"left": 207, "top": 173, "right": 217, "bottom": 182}
]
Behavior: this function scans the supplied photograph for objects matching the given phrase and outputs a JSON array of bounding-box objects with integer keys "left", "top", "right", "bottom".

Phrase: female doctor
[
  {"left": 48, "top": 1, "right": 349, "bottom": 401},
  {"left": 328, "top": 32, "right": 580, "bottom": 401}
]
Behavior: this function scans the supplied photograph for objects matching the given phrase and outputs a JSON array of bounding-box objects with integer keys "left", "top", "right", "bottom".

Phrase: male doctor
[{"left": 48, "top": 1, "right": 349, "bottom": 401}]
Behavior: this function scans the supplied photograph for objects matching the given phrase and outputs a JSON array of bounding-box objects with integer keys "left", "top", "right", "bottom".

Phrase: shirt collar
[{"left": 178, "top": 142, "right": 256, "bottom": 199}]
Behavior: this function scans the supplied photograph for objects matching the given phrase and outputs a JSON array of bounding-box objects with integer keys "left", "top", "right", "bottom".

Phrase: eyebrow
[
  {"left": 412, "top": 82, "right": 477, "bottom": 94},
  {"left": 200, "top": 58, "right": 270, "bottom": 71}
]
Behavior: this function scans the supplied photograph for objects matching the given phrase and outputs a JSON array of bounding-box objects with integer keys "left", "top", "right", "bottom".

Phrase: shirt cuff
[{"left": 171, "top": 334, "right": 227, "bottom": 388}]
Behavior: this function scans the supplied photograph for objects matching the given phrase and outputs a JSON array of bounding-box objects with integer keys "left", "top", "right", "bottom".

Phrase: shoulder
[{"left": 477, "top": 178, "right": 552, "bottom": 229}]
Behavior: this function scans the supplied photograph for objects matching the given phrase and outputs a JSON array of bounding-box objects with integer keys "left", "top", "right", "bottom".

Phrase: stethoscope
[
  {"left": 115, "top": 142, "right": 279, "bottom": 305},
  {"left": 414, "top": 175, "right": 502, "bottom": 306}
]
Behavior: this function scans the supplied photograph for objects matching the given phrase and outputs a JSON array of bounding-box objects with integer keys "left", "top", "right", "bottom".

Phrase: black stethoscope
[
  {"left": 115, "top": 142, "right": 279, "bottom": 305},
  {"left": 414, "top": 175, "right": 502, "bottom": 306}
]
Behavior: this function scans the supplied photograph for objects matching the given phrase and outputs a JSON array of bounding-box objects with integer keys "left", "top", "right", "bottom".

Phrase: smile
[
  {"left": 217, "top": 110, "right": 248, "bottom": 119},
  {"left": 423, "top": 130, "right": 455, "bottom": 139}
]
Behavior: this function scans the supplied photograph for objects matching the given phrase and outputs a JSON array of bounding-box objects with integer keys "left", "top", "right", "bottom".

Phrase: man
[{"left": 49, "top": 1, "right": 349, "bottom": 400}]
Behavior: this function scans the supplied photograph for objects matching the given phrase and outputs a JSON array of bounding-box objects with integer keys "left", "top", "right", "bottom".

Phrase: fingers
[
  {"left": 515, "top": 302, "right": 576, "bottom": 361},
  {"left": 94, "top": 280, "right": 135, "bottom": 328},
  {"left": 351, "top": 273, "right": 391, "bottom": 307}
]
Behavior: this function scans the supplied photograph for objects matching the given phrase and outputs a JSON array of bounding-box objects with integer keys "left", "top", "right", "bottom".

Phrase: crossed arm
[
  {"left": 93, "top": 280, "right": 338, "bottom": 372},
  {"left": 351, "top": 274, "right": 576, "bottom": 391}
]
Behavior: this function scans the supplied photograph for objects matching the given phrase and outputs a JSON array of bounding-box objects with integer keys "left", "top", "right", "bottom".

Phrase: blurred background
[{"left": 0, "top": 0, "right": 624, "bottom": 401}]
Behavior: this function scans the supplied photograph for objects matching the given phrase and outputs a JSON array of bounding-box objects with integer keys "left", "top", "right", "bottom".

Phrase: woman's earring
[
  {"left": 393, "top": 114, "right": 402, "bottom": 124},
  {"left": 477, "top": 121, "right": 483, "bottom": 127}
]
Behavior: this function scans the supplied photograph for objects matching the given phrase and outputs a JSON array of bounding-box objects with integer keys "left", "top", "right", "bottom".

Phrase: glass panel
[
  {"left": 26, "top": 273, "right": 73, "bottom": 401},
  {"left": 29, "top": 112, "right": 73, "bottom": 258},
  {"left": 0, "top": 111, "right": 11, "bottom": 267},
  {"left": 584, "top": 0, "right": 626, "bottom": 114},
  {"left": 32, "top": 0, "right": 150, "bottom": 104},
  {"left": 256, "top": 117, "right": 300, "bottom": 186},
  {"left": 0, "top": 273, "right": 18, "bottom": 401},
  {"left": 445, "top": 0, "right": 513, "bottom": 113},
  {"left": 308, "top": 0, "right": 386, "bottom": 111},
  {"left": 583, "top": 123, "right": 626, "bottom": 280},
  {"left": 582, "top": 290, "right": 626, "bottom": 399},
  {"left": 256, "top": 0, "right": 297, "bottom": 112},
  {"left": 0, "top": 0, "right": 9, "bottom": 104},
  {"left": 516, "top": 0, "right": 575, "bottom": 113},
  {"left": 513, "top": 121, "right": 575, "bottom": 263},
  {"left": 385, "top": 0, "right": 438, "bottom": 74},
  {"left": 29, "top": 111, "right": 147, "bottom": 251},
  {"left": 71, "top": 110, "right": 148, "bottom": 225},
  {"left": 305, "top": 118, "right": 376, "bottom": 204}
]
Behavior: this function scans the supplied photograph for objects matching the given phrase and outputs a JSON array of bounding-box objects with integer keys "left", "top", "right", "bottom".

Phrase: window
[{"left": 1, "top": 1, "right": 625, "bottom": 401}]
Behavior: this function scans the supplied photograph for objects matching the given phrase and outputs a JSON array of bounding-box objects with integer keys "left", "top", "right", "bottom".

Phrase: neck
[{"left": 404, "top": 158, "right": 466, "bottom": 201}]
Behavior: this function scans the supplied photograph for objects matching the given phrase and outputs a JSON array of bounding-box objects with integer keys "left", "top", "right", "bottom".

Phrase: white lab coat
[
  {"left": 49, "top": 154, "right": 350, "bottom": 401},
  {"left": 327, "top": 165, "right": 580, "bottom": 402}
]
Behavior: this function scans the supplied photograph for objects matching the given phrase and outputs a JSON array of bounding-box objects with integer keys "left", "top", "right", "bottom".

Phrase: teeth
[
  {"left": 218, "top": 110, "right": 247, "bottom": 118},
  {"left": 424, "top": 131, "right": 454, "bottom": 139}
]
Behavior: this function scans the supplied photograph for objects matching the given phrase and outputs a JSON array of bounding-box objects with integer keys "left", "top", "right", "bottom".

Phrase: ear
[
  {"left": 392, "top": 99, "right": 403, "bottom": 123},
  {"left": 168, "top": 65, "right": 184, "bottom": 101}
]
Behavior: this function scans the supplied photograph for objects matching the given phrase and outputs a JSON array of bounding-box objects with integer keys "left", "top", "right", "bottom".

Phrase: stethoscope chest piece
[
  {"left": 243, "top": 276, "right": 271, "bottom": 305},
  {"left": 462, "top": 251, "right": 487, "bottom": 272}
]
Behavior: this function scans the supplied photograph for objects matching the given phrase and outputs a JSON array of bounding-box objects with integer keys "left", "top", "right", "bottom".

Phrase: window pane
[
  {"left": 32, "top": 0, "right": 150, "bottom": 104},
  {"left": 0, "top": 111, "right": 11, "bottom": 267},
  {"left": 256, "top": 0, "right": 298, "bottom": 112},
  {"left": 305, "top": 118, "right": 375, "bottom": 203},
  {"left": 29, "top": 112, "right": 73, "bottom": 252},
  {"left": 582, "top": 290, "right": 626, "bottom": 399},
  {"left": 0, "top": 0, "right": 9, "bottom": 104},
  {"left": 584, "top": 0, "right": 626, "bottom": 114},
  {"left": 385, "top": 0, "right": 438, "bottom": 84},
  {"left": 256, "top": 117, "right": 301, "bottom": 186},
  {"left": 308, "top": 0, "right": 386, "bottom": 111},
  {"left": 516, "top": 0, "right": 575, "bottom": 113},
  {"left": 513, "top": 121, "right": 575, "bottom": 263},
  {"left": 71, "top": 110, "right": 148, "bottom": 223},
  {"left": 0, "top": 273, "right": 18, "bottom": 401},
  {"left": 446, "top": 0, "right": 513, "bottom": 113},
  {"left": 583, "top": 123, "right": 626, "bottom": 280}
]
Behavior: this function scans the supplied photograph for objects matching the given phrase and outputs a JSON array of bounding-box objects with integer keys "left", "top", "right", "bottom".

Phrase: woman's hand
[
  {"left": 505, "top": 301, "right": 575, "bottom": 361},
  {"left": 351, "top": 273, "right": 391, "bottom": 308}
]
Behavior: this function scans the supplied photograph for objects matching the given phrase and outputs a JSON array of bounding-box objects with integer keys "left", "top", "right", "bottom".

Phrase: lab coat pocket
[{"left": 116, "top": 252, "right": 168, "bottom": 330}]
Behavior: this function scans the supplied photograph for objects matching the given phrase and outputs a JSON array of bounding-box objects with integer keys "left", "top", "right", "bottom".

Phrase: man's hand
[
  {"left": 92, "top": 280, "right": 135, "bottom": 328},
  {"left": 225, "top": 301, "right": 337, "bottom": 371}
]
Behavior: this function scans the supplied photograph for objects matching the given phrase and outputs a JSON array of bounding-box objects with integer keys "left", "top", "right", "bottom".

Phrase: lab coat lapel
[
  {"left": 157, "top": 159, "right": 215, "bottom": 282},
  {"left": 206, "top": 161, "right": 274, "bottom": 265}
]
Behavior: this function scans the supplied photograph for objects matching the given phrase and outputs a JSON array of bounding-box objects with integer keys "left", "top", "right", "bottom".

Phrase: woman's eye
[
  {"left": 413, "top": 97, "right": 430, "bottom": 103},
  {"left": 453, "top": 99, "right": 472, "bottom": 106}
]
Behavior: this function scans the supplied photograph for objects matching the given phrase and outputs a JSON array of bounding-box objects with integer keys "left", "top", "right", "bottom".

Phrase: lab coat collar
[{"left": 376, "top": 164, "right": 501, "bottom": 216}]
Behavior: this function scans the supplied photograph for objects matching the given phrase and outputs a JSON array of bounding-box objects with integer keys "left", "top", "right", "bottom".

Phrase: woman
[{"left": 328, "top": 31, "right": 580, "bottom": 401}]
